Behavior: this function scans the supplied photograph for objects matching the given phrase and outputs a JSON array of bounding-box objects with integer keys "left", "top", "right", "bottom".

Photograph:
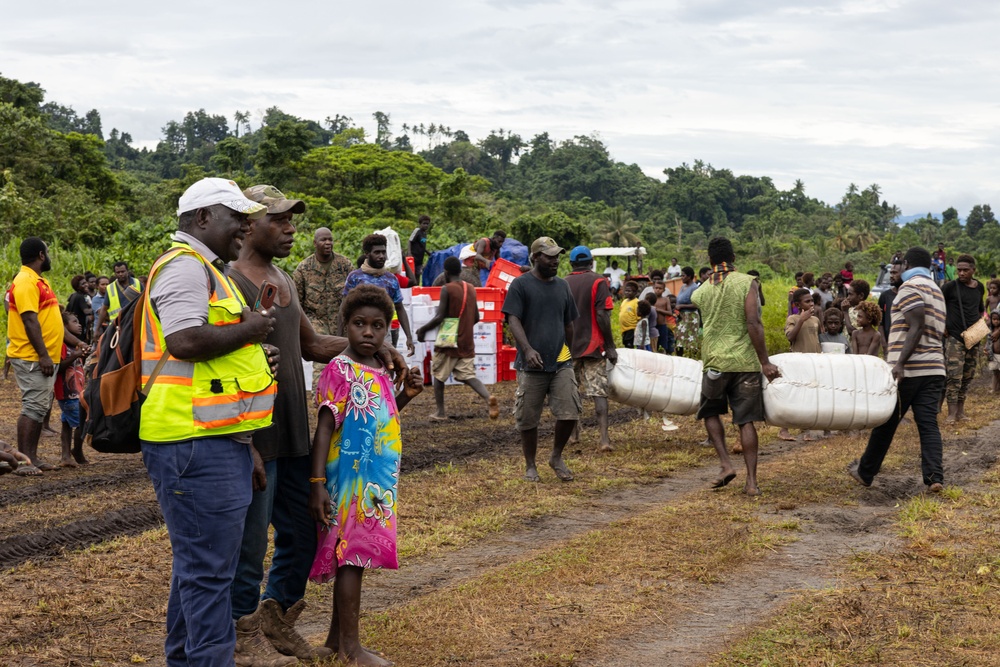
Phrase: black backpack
[{"left": 83, "top": 285, "right": 169, "bottom": 454}]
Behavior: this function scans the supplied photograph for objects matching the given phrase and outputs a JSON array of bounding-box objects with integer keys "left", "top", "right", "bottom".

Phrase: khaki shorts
[
  {"left": 431, "top": 353, "right": 477, "bottom": 383},
  {"left": 574, "top": 357, "right": 609, "bottom": 398},
  {"left": 9, "top": 358, "right": 56, "bottom": 423},
  {"left": 514, "top": 365, "right": 581, "bottom": 431}
]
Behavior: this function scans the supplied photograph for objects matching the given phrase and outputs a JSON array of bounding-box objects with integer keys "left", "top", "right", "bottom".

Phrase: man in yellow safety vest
[
  {"left": 96, "top": 260, "right": 141, "bottom": 331},
  {"left": 139, "top": 177, "right": 281, "bottom": 667}
]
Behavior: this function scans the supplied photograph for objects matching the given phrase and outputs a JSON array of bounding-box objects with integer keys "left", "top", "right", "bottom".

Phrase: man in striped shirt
[{"left": 850, "top": 247, "right": 946, "bottom": 492}]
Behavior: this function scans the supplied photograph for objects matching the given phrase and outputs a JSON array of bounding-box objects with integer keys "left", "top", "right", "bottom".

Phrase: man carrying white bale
[
  {"left": 565, "top": 245, "right": 618, "bottom": 451},
  {"left": 849, "top": 247, "right": 946, "bottom": 493},
  {"left": 691, "top": 238, "right": 780, "bottom": 496}
]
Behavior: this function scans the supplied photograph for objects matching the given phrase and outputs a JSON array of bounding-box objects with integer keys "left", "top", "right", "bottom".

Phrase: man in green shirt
[{"left": 691, "top": 237, "right": 780, "bottom": 496}]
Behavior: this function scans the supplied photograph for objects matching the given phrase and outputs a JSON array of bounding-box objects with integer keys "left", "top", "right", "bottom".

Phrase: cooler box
[
  {"left": 473, "top": 322, "right": 501, "bottom": 354},
  {"left": 486, "top": 258, "right": 521, "bottom": 291},
  {"left": 498, "top": 346, "right": 517, "bottom": 382},
  {"left": 474, "top": 353, "right": 497, "bottom": 385},
  {"left": 475, "top": 287, "right": 505, "bottom": 323},
  {"left": 763, "top": 353, "right": 896, "bottom": 430},
  {"left": 608, "top": 349, "right": 703, "bottom": 415},
  {"left": 412, "top": 286, "right": 442, "bottom": 301}
]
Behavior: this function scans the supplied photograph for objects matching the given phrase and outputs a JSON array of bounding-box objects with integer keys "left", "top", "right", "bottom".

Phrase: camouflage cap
[
  {"left": 530, "top": 236, "right": 564, "bottom": 257},
  {"left": 243, "top": 184, "right": 306, "bottom": 215}
]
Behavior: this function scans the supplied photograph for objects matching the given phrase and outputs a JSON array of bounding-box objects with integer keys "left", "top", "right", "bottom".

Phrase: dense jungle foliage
[{"left": 2, "top": 72, "right": 997, "bottom": 295}]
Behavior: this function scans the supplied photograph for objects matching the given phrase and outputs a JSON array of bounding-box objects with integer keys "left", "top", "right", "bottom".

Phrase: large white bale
[
  {"left": 763, "top": 353, "right": 897, "bottom": 430},
  {"left": 608, "top": 349, "right": 703, "bottom": 415},
  {"left": 375, "top": 226, "right": 404, "bottom": 272}
]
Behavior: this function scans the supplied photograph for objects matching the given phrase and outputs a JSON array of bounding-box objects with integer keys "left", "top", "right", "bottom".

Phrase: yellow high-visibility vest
[
  {"left": 107, "top": 276, "right": 142, "bottom": 321},
  {"left": 138, "top": 243, "right": 276, "bottom": 443}
]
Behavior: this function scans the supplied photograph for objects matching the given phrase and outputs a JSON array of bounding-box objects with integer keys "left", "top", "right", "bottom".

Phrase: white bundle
[
  {"left": 763, "top": 353, "right": 897, "bottom": 430},
  {"left": 608, "top": 349, "right": 703, "bottom": 415},
  {"left": 375, "top": 226, "right": 404, "bottom": 272}
]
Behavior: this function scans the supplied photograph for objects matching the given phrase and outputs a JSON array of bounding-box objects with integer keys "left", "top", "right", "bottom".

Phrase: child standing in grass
[
  {"left": 818, "top": 309, "right": 850, "bottom": 354},
  {"left": 634, "top": 300, "right": 653, "bottom": 351},
  {"left": 309, "top": 285, "right": 423, "bottom": 667},
  {"left": 618, "top": 281, "right": 640, "bottom": 348},
  {"left": 986, "top": 279, "right": 1000, "bottom": 318},
  {"left": 643, "top": 292, "right": 659, "bottom": 352},
  {"left": 780, "top": 288, "right": 821, "bottom": 441},
  {"left": 55, "top": 311, "right": 89, "bottom": 467},
  {"left": 850, "top": 301, "right": 884, "bottom": 356},
  {"left": 987, "top": 310, "right": 1000, "bottom": 393}
]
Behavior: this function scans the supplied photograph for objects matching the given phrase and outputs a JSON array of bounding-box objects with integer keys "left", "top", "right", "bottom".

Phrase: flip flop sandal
[
  {"left": 711, "top": 472, "right": 737, "bottom": 489},
  {"left": 35, "top": 462, "right": 58, "bottom": 471},
  {"left": 13, "top": 465, "right": 43, "bottom": 477},
  {"left": 549, "top": 460, "right": 574, "bottom": 482}
]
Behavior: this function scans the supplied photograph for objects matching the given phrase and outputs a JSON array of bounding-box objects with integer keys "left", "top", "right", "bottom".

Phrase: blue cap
[{"left": 569, "top": 245, "right": 593, "bottom": 262}]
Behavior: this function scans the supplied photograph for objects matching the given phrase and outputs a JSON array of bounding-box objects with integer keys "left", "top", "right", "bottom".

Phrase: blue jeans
[
  {"left": 858, "top": 375, "right": 945, "bottom": 486},
  {"left": 142, "top": 438, "right": 253, "bottom": 667},
  {"left": 231, "top": 454, "right": 316, "bottom": 619}
]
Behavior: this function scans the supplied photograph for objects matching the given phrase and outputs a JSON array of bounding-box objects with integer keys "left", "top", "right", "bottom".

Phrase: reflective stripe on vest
[
  {"left": 107, "top": 277, "right": 141, "bottom": 321},
  {"left": 138, "top": 243, "right": 276, "bottom": 443}
]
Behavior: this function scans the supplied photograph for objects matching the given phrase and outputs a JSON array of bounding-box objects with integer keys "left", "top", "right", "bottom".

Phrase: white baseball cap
[{"left": 177, "top": 177, "right": 268, "bottom": 219}]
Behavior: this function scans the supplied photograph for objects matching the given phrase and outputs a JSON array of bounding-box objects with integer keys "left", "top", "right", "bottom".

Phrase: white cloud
[{"left": 4, "top": 0, "right": 1000, "bottom": 215}]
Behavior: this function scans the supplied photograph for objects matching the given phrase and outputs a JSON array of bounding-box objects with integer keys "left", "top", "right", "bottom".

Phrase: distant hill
[{"left": 895, "top": 213, "right": 964, "bottom": 225}]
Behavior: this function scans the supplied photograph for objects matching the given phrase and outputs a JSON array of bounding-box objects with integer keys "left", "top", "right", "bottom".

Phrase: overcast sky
[{"left": 6, "top": 0, "right": 999, "bottom": 217}]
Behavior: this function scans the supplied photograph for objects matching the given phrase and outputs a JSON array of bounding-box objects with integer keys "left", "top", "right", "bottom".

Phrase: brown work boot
[
  {"left": 259, "top": 598, "right": 333, "bottom": 660},
  {"left": 234, "top": 608, "right": 298, "bottom": 667}
]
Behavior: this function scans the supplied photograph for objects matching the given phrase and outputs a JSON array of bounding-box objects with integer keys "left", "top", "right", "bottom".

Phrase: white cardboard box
[
  {"left": 473, "top": 322, "right": 500, "bottom": 354},
  {"left": 474, "top": 353, "right": 497, "bottom": 385}
]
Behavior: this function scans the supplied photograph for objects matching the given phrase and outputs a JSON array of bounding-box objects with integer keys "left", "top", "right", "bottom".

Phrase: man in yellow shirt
[{"left": 5, "top": 238, "right": 64, "bottom": 473}]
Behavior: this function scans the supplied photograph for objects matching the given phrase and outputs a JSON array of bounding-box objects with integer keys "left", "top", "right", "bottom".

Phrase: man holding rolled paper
[{"left": 849, "top": 247, "right": 946, "bottom": 493}]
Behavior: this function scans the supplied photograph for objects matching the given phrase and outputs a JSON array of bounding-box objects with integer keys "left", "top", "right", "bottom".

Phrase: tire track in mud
[
  {"left": 0, "top": 502, "right": 163, "bottom": 570},
  {"left": 0, "top": 409, "right": 637, "bottom": 570},
  {"left": 402, "top": 407, "right": 636, "bottom": 471},
  {"left": 0, "top": 466, "right": 148, "bottom": 509}
]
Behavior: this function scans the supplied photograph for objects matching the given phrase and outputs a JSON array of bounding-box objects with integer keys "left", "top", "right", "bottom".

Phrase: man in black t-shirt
[
  {"left": 502, "top": 237, "right": 581, "bottom": 483},
  {"left": 408, "top": 215, "right": 430, "bottom": 285},
  {"left": 878, "top": 259, "right": 903, "bottom": 348},
  {"left": 941, "top": 253, "right": 985, "bottom": 422}
]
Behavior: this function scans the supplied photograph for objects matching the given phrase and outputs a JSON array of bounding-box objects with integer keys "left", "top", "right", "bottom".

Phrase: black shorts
[{"left": 695, "top": 371, "right": 764, "bottom": 425}]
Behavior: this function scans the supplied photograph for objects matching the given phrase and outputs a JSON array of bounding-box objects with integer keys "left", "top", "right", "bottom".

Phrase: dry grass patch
[
  {"left": 713, "top": 464, "right": 1000, "bottom": 666},
  {"left": 0, "top": 527, "right": 172, "bottom": 665},
  {"left": 358, "top": 495, "right": 796, "bottom": 666}
]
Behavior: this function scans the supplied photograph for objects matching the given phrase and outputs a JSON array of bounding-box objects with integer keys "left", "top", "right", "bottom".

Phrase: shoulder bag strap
[
  {"left": 457, "top": 282, "right": 469, "bottom": 318},
  {"left": 956, "top": 281, "right": 968, "bottom": 332}
]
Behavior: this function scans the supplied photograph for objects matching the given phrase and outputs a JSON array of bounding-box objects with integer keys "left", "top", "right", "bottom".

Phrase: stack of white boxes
[{"left": 407, "top": 288, "right": 500, "bottom": 386}]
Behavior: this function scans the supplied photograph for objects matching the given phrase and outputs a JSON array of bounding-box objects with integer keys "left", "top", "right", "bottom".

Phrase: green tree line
[{"left": 3, "top": 71, "right": 998, "bottom": 293}]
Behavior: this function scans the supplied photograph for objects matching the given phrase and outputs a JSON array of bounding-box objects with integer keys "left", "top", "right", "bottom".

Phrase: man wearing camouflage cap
[
  {"left": 502, "top": 237, "right": 582, "bottom": 483},
  {"left": 228, "top": 184, "right": 401, "bottom": 665}
]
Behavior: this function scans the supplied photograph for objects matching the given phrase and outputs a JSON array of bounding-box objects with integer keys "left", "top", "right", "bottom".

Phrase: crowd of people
[{"left": 1, "top": 175, "right": 994, "bottom": 666}]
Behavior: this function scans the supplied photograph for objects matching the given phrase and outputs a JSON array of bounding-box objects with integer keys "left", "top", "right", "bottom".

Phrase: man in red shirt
[{"left": 565, "top": 246, "right": 618, "bottom": 451}]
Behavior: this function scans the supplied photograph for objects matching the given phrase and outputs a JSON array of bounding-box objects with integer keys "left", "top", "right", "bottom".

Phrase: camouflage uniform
[
  {"left": 944, "top": 336, "right": 979, "bottom": 403},
  {"left": 293, "top": 252, "right": 354, "bottom": 388}
]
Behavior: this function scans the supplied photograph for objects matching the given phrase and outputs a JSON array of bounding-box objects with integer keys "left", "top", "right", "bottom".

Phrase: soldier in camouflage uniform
[
  {"left": 941, "top": 254, "right": 985, "bottom": 422},
  {"left": 293, "top": 227, "right": 354, "bottom": 388}
]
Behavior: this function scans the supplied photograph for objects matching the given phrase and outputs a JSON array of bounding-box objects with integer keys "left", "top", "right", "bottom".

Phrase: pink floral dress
[{"left": 309, "top": 355, "right": 401, "bottom": 583}]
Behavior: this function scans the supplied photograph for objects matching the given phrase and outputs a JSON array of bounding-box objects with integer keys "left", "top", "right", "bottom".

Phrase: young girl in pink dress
[{"left": 309, "top": 285, "right": 423, "bottom": 666}]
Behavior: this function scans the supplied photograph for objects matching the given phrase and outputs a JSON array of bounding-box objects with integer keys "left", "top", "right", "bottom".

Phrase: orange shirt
[{"left": 6, "top": 266, "right": 64, "bottom": 361}]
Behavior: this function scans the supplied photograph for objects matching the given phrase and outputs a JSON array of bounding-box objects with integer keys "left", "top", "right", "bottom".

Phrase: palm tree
[
  {"left": 596, "top": 207, "right": 641, "bottom": 247},
  {"left": 233, "top": 110, "right": 250, "bottom": 138},
  {"left": 853, "top": 218, "right": 878, "bottom": 251},
  {"left": 828, "top": 220, "right": 857, "bottom": 253}
]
